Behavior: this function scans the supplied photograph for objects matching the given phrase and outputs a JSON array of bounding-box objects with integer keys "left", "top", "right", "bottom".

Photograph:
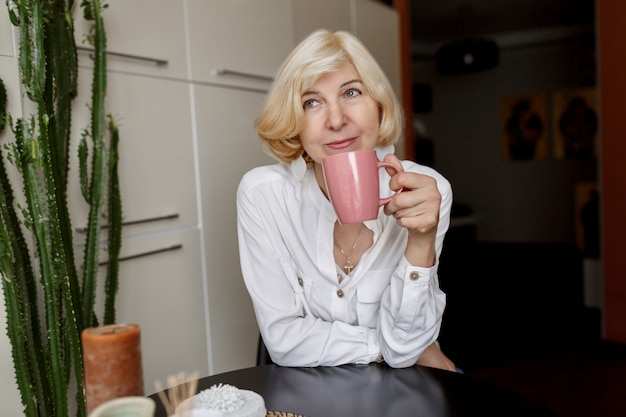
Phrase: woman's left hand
[{"left": 382, "top": 154, "right": 441, "bottom": 236}]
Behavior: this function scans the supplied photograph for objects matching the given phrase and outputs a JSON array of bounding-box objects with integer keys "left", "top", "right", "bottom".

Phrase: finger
[
  {"left": 383, "top": 153, "right": 403, "bottom": 178},
  {"left": 394, "top": 210, "right": 440, "bottom": 234},
  {"left": 389, "top": 171, "right": 439, "bottom": 196},
  {"left": 384, "top": 183, "right": 441, "bottom": 231}
]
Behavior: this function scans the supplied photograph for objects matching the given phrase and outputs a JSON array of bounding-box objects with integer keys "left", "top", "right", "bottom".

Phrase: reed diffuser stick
[{"left": 154, "top": 371, "right": 199, "bottom": 417}]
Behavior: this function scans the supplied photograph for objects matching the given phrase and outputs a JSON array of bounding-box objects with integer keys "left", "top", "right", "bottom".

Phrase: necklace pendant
[{"left": 343, "top": 264, "right": 354, "bottom": 275}]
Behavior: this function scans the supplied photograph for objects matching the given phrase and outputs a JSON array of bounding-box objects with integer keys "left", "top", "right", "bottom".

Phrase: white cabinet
[
  {"left": 102, "top": 228, "right": 208, "bottom": 394},
  {"left": 67, "top": 70, "right": 198, "bottom": 239},
  {"left": 67, "top": 56, "right": 204, "bottom": 392},
  {"left": 292, "top": 0, "right": 351, "bottom": 44},
  {"left": 194, "top": 83, "right": 275, "bottom": 374},
  {"left": 73, "top": 0, "right": 188, "bottom": 79},
  {"left": 186, "top": 0, "right": 293, "bottom": 90}
]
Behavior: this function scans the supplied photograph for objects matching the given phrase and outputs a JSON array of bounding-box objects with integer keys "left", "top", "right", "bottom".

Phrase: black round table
[{"left": 150, "top": 363, "right": 556, "bottom": 417}]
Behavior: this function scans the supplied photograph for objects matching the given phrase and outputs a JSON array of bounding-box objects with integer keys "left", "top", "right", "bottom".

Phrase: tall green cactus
[{"left": 0, "top": 1, "right": 123, "bottom": 416}]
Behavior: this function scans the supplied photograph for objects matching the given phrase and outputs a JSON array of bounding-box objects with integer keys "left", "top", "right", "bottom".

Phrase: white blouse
[{"left": 236, "top": 159, "right": 452, "bottom": 368}]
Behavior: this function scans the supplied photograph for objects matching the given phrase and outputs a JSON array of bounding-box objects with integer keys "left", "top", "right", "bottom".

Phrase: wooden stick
[{"left": 154, "top": 371, "right": 200, "bottom": 417}]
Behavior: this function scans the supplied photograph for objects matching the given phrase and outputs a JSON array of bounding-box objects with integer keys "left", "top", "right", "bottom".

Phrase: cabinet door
[
  {"left": 194, "top": 84, "right": 275, "bottom": 374},
  {"left": 292, "top": 0, "right": 351, "bottom": 44},
  {"left": 67, "top": 69, "right": 198, "bottom": 239},
  {"left": 73, "top": 0, "right": 188, "bottom": 79},
  {"left": 186, "top": 0, "right": 293, "bottom": 90},
  {"left": 94, "top": 228, "right": 208, "bottom": 394}
]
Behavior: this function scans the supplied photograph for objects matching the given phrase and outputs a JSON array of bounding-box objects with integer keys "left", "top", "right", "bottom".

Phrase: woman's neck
[{"left": 313, "top": 163, "right": 329, "bottom": 198}]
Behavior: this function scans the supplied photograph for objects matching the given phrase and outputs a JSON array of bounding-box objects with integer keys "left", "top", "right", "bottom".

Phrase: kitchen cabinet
[
  {"left": 91, "top": 227, "right": 208, "bottom": 394},
  {"left": 292, "top": 0, "right": 351, "bottom": 44},
  {"left": 67, "top": 70, "right": 198, "bottom": 239},
  {"left": 186, "top": 0, "right": 293, "bottom": 90},
  {"left": 73, "top": 0, "right": 188, "bottom": 80},
  {"left": 194, "top": 83, "right": 275, "bottom": 374},
  {"left": 67, "top": 59, "right": 203, "bottom": 393}
]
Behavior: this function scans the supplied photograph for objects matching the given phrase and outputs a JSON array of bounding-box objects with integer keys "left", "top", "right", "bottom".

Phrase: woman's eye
[
  {"left": 344, "top": 88, "right": 361, "bottom": 98},
  {"left": 303, "top": 99, "right": 319, "bottom": 109}
]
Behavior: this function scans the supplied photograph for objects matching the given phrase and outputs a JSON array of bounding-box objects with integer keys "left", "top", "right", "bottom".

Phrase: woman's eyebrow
[
  {"left": 341, "top": 79, "right": 362, "bottom": 88},
  {"left": 302, "top": 79, "right": 364, "bottom": 97}
]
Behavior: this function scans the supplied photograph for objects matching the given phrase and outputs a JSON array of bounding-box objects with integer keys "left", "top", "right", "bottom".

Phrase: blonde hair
[{"left": 255, "top": 29, "right": 403, "bottom": 166}]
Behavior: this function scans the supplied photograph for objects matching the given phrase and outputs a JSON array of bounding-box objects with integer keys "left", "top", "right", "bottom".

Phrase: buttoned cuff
[{"left": 399, "top": 256, "right": 437, "bottom": 284}]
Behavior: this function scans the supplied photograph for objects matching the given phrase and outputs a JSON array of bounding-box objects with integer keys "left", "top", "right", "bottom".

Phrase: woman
[{"left": 237, "top": 29, "right": 455, "bottom": 371}]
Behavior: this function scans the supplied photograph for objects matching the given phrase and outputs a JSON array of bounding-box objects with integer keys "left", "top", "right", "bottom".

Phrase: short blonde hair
[{"left": 255, "top": 29, "right": 403, "bottom": 166}]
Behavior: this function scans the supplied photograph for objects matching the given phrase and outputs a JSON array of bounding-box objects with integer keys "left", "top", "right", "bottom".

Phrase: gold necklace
[{"left": 334, "top": 224, "right": 364, "bottom": 276}]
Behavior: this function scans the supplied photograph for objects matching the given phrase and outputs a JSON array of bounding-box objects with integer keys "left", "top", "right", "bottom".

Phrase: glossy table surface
[{"left": 150, "top": 363, "right": 557, "bottom": 417}]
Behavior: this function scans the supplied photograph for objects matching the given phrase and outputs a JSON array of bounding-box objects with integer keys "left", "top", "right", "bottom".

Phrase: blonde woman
[{"left": 237, "top": 29, "right": 456, "bottom": 371}]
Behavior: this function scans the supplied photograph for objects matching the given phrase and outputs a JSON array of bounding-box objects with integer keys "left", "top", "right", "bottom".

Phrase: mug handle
[{"left": 377, "top": 162, "right": 404, "bottom": 206}]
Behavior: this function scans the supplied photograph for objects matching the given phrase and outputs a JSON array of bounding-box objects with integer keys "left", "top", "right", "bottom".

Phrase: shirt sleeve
[{"left": 377, "top": 163, "right": 452, "bottom": 368}]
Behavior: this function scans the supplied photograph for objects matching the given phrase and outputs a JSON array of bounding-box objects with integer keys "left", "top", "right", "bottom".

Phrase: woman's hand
[
  {"left": 382, "top": 154, "right": 441, "bottom": 266},
  {"left": 415, "top": 342, "right": 457, "bottom": 372},
  {"left": 382, "top": 154, "right": 441, "bottom": 234}
]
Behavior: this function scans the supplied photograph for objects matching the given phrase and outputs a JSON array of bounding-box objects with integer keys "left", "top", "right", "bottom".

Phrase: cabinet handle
[
  {"left": 77, "top": 46, "right": 168, "bottom": 66},
  {"left": 98, "top": 244, "right": 183, "bottom": 266},
  {"left": 215, "top": 69, "right": 274, "bottom": 82},
  {"left": 75, "top": 213, "right": 180, "bottom": 233}
]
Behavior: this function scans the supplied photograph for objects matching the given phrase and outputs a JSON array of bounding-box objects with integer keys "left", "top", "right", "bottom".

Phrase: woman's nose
[{"left": 326, "top": 102, "right": 346, "bottom": 130}]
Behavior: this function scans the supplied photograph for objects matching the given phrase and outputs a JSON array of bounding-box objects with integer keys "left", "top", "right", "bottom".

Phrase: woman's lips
[{"left": 326, "top": 138, "right": 356, "bottom": 150}]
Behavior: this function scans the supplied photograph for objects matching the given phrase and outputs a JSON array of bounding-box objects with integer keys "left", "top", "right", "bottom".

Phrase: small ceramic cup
[{"left": 88, "top": 396, "right": 155, "bottom": 417}]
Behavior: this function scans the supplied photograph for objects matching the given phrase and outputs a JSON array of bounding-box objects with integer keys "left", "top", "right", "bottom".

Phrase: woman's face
[{"left": 298, "top": 63, "right": 380, "bottom": 167}]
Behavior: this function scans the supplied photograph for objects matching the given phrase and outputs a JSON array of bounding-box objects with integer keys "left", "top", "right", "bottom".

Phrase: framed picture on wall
[
  {"left": 501, "top": 93, "right": 548, "bottom": 161},
  {"left": 552, "top": 87, "right": 598, "bottom": 160}
]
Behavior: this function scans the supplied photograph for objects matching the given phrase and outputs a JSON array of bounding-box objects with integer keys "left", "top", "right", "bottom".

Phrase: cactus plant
[{"left": 0, "top": 1, "right": 122, "bottom": 416}]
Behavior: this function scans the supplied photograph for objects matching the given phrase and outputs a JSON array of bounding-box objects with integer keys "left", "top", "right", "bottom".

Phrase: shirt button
[
  {"left": 410, "top": 271, "right": 420, "bottom": 281},
  {"left": 297, "top": 277, "right": 303, "bottom": 286},
  {"left": 336, "top": 289, "right": 344, "bottom": 298},
  {"left": 376, "top": 355, "right": 385, "bottom": 363}
]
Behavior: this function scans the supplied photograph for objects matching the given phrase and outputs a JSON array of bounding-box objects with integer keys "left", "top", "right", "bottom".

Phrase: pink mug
[{"left": 322, "top": 149, "right": 403, "bottom": 224}]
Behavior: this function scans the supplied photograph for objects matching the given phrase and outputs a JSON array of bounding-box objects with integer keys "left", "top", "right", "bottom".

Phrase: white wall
[{"left": 413, "top": 33, "right": 597, "bottom": 242}]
